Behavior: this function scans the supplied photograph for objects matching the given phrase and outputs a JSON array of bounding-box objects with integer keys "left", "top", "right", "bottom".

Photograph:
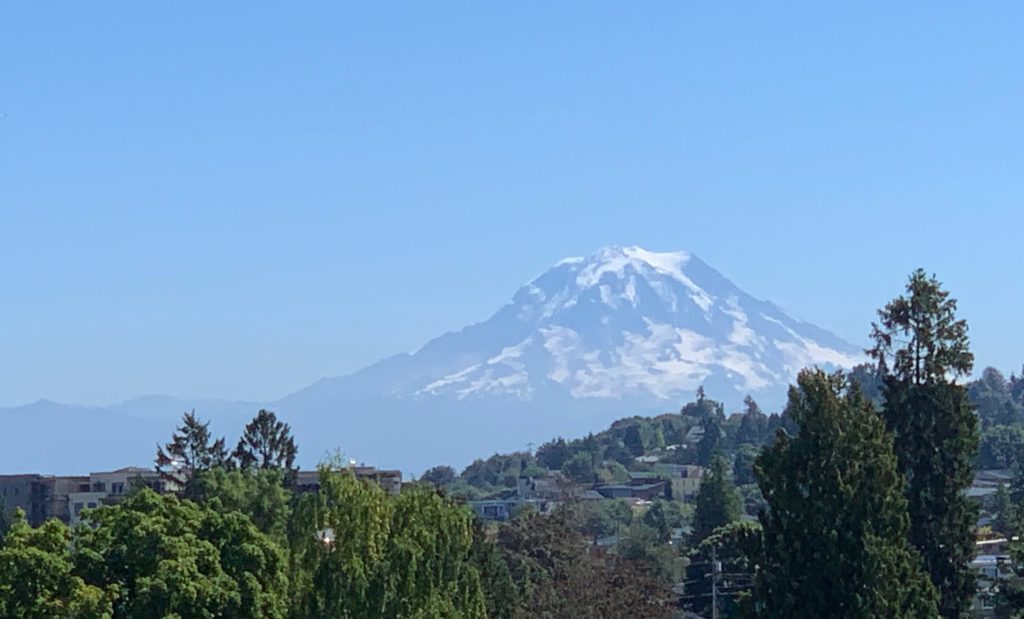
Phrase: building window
[
  {"left": 111, "top": 482, "right": 125, "bottom": 494},
  {"left": 74, "top": 502, "right": 84, "bottom": 515}
]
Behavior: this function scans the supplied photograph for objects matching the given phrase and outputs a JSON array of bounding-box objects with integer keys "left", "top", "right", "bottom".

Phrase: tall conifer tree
[{"left": 869, "top": 269, "right": 978, "bottom": 618}]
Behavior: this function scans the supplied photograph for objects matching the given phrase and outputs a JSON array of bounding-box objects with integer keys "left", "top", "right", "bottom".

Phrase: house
[{"left": 595, "top": 480, "right": 667, "bottom": 501}]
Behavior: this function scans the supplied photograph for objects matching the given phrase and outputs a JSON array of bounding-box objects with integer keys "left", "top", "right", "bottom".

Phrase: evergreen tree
[
  {"left": 156, "top": 410, "right": 230, "bottom": 497},
  {"left": 692, "top": 453, "right": 740, "bottom": 542},
  {"left": 869, "top": 269, "right": 978, "bottom": 618},
  {"left": 535, "top": 438, "right": 571, "bottom": 470},
  {"left": 623, "top": 425, "right": 646, "bottom": 457},
  {"left": 754, "top": 369, "right": 939, "bottom": 618},
  {"left": 735, "top": 395, "right": 769, "bottom": 446},
  {"left": 234, "top": 409, "right": 298, "bottom": 473},
  {"left": 696, "top": 415, "right": 723, "bottom": 467}
]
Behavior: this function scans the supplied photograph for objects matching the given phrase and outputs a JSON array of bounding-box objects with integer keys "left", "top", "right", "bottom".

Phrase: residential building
[
  {"left": 294, "top": 465, "right": 403, "bottom": 495},
  {"left": 0, "top": 474, "right": 53, "bottom": 526}
]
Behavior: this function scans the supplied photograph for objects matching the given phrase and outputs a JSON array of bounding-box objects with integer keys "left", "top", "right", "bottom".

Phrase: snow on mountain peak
[{"left": 402, "top": 246, "right": 864, "bottom": 407}]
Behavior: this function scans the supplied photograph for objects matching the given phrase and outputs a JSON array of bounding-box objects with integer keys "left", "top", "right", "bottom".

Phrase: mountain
[
  {"left": 282, "top": 246, "right": 860, "bottom": 406},
  {"left": 1, "top": 246, "right": 862, "bottom": 475}
]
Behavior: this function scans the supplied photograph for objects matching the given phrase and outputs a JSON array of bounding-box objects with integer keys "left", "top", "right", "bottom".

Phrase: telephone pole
[{"left": 711, "top": 542, "right": 719, "bottom": 619}]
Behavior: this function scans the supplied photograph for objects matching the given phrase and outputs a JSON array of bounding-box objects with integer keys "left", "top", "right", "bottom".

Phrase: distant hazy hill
[{"left": 1, "top": 247, "right": 861, "bottom": 475}]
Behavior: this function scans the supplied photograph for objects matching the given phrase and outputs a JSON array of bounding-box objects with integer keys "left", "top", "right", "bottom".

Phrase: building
[
  {"left": 0, "top": 474, "right": 54, "bottom": 526},
  {"left": 294, "top": 466, "right": 403, "bottom": 495},
  {"left": 595, "top": 480, "right": 667, "bottom": 500},
  {"left": 2, "top": 468, "right": 176, "bottom": 526}
]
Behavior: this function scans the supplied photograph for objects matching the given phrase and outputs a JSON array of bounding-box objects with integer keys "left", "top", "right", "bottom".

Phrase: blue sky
[{"left": 2, "top": 4, "right": 1022, "bottom": 406}]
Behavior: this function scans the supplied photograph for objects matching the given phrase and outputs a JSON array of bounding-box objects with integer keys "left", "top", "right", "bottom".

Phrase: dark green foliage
[
  {"left": 156, "top": 410, "right": 230, "bottom": 497},
  {"left": 693, "top": 453, "right": 740, "bottom": 542},
  {"left": 420, "top": 464, "right": 457, "bottom": 487},
  {"left": 460, "top": 452, "right": 534, "bottom": 492},
  {"left": 978, "top": 424, "right": 1024, "bottom": 470},
  {"left": 696, "top": 414, "right": 724, "bottom": 466},
  {"left": 971, "top": 367, "right": 1024, "bottom": 429},
  {"left": 234, "top": 409, "right": 298, "bottom": 473},
  {"left": 561, "top": 451, "right": 596, "bottom": 484},
  {"left": 754, "top": 369, "right": 939, "bottom": 618},
  {"left": 682, "top": 520, "right": 761, "bottom": 619},
  {"left": 848, "top": 362, "right": 886, "bottom": 408},
  {"left": 681, "top": 387, "right": 725, "bottom": 426},
  {"left": 535, "top": 438, "right": 571, "bottom": 470},
  {"left": 622, "top": 424, "right": 646, "bottom": 456},
  {"left": 870, "top": 270, "right": 979, "bottom": 619},
  {"left": 991, "top": 483, "right": 1014, "bottom": 537},
  {"left": 733, "top": 443, "right": 759, "bottom": 486},
  {"left": 734, "top": 395, "right": 769, "bottom": 446},
  {"left": 0, "top": 498, "right": 8, "bottom": 543},
  {"left": 868, "top": 268, "right": 973, "bottom": 384}
]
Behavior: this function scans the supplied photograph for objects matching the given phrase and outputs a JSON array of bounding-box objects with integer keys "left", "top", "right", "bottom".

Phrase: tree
[
  {"left": 754, "top": 369, "right": 939, "bottom": 618},
  {"left": 288, "top": 464, "right": 486, "bottom": 618},
  {"left": 692, "top": 454, "right": 740, "bottom": 542},
  {"left": 970, "top": 367, "right": 1022, "bottom": 429},
  {"left": 735, "top": 395, "right": 769, "bottom": 446},
  {"left": 420, "top": 465, "right": 457, "bottom": 487},
  {"left": 978, "top": 424, "right": 1024, "bottom": 470},
  {"left": 190, "top": 467, "right": 293, "bottom": 543},
  {"left": 535, "top": 438, "right": 572, "bottom": 470},
  {"left": 496, "top": 508, "right": 675, "bottom": 618},
  {"left": 682, "top": 521, "right": 761, "bottom": 619},
  {"left": 73, "top": 489, "right": 288, "bottom": 619},
  {"left": 156, "top": 410, "right": 230, "bottom": 497},
  {"left": 579, "top": 499, "right": 633, "bottom": 542},
  {"left": 869, "top": 269, "right": 978, "bottom": 618},
  {"left": 0, "top": 511, "right": 110, "bottom": 618},
  {"left": 561, "top": 452, "right": 595, "bottom": 484},
  {"left": 623, "top": 425, "right": 646, "bottom": 457},
  {"left": 234, "top": 409, "right": 298, "bottom": 473},
  {"left": 696, "top": 414, "right": 723, "bottom": 467},
  {"left": 641, "top": 499, "right": 683, "bottom": 543},
  {"left": 732, "top": 443, "right": 759, "bottom": 486}
]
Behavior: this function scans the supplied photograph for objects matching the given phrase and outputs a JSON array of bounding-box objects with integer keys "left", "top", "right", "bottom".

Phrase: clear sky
[{"left": 2, "top": 4, "right": 1022, "bottom": 406}]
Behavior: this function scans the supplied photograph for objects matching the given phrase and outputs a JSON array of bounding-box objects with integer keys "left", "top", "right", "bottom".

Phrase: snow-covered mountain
[
  {"left": 285, "top": 246, "right": 860, "bottom": 408},
  {"left": 0, "top": 247, "right": 863, "bottom": 475}
]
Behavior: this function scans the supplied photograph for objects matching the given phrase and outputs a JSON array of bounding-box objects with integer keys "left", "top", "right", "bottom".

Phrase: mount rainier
[{"left": 1, "top": 246, "right": 862, "bottom": 474}]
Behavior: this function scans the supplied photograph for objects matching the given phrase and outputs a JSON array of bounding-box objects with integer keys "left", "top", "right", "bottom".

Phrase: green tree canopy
[
  {"left": 289, "top": 465, "right": 486, "bottom": 619},
  {"left": 754, "top": 369, "right": 938, "bottom": 618},
  {"left": 73, "top": 489, "right": 288, "bottom": 619},
  {"left": 0, "top": 511, "right": 110, "bottom": 618}
]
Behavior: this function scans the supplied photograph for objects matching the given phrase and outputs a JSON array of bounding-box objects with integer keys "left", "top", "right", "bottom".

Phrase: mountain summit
[
  {"left": 287, "top": 245, "right": 860, "bottom": 408},
  {"left": 0, "top": 246, "right": 862, "bottom": 474}
]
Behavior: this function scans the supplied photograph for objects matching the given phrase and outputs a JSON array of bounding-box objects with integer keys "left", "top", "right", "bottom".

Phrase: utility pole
[{"left": 711, "top": 542, "right": 719, "bottom": 619}]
